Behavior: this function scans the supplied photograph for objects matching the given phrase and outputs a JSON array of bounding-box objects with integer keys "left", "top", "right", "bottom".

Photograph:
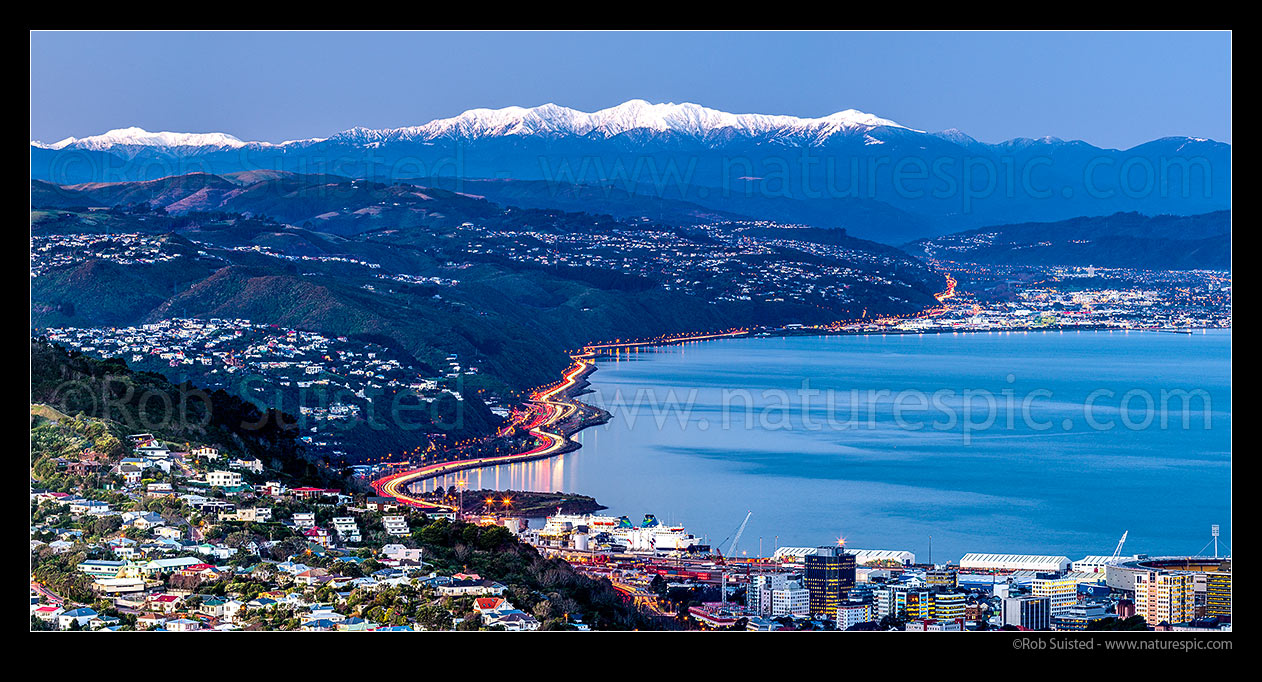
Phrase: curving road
[
  {"left": 372, "top": 355, "right": 595, "bottom": 511},
  {"left": 371, "top": 330, "right": 751, "bottom": 512}
]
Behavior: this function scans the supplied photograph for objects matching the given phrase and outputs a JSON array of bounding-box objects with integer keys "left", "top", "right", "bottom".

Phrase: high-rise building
[
  {"left": 931, "top": 591, "right": 967, "bottom": 622},
  {"left": 1031, "top": 573, "right": 1078, "bottom": 615},
  {"left": 1135, "top": 570, "right": 1195, "bottom": 625},
  {"left": 1002, "top": 595, "right": 1051, "bottom": 630},
  {"left": 1205, "top": 572, "right": 1231, "bottom": 620},
  {"left": 771, "top": 581, "right": 810, "bottom": 617},
  {"left": 804, "top": 546, "right": 856, "bottom": 619},
  {"left": 872, "top": 586, "right": 896, "bottom": 620},
  {"left": 746, "top": 573, "right": 787, "bottom": 617}
]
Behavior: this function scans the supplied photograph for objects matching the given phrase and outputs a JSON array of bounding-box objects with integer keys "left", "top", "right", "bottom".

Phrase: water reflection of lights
[{"left": 421, "top": 455, "right": 572, "bottom": 494}]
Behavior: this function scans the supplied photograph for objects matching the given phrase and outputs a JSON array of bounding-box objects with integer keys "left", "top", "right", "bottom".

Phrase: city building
[
  {"left": 1205, "top": 572, "right": 1231, "bottom": 620},
  {"left": 1002, "top": 595, "right": 1051, "bottom": 630},
  {"left": 1135, "top": 570, "right": 1195, "bottom": 626},
  {"left": 906, "top": 617, "right": 965, "bottom": 632},
  {"left": 770, "top": 580, "right": 810, "bottom": 617},
  {"left": 960, "top": 554, "right": 1071, "bottom": 573},
  {"left": 804, "top": 546, "right": 856, "bottom": 619},
  {"left": 872, "top": 584, "right": 932, "bottom": 621},
  {"left": 930, "top": 591, "right": 967, "bottom": 622},
  {"left": 746, "top": 573, "right": 786, "bottom": 617},
  {"left": 1031, "top": 573, "right": 1079, "bottom": 615},
  {"left": 836, "top": 600, "right": 873, "bottom": 630},
  {"left": 1052, "top": 601, "right": 1111, "bottom": 631},
  {"left": 774, "top": 547, "right": 914, "bottom": 566},
  {"left": 926, "top": 566, "right": 958, "bottom": 589}
]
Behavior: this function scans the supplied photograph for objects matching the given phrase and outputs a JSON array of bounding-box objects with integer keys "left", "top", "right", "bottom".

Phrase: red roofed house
[
  {"left": 147, "top": 593, "right": 184, "bottom": 614},
  {"left": 290, "top": 487, "right": 341, "bottom": 500},
  {"left": 474, "top": 597, "right": 507, "bottom": 614},
  {"left": 177, "top": 564, "right": 221, "bottom": 580},
  {"left": 303, "top": 527, "right": 331, "bottom": 547}
]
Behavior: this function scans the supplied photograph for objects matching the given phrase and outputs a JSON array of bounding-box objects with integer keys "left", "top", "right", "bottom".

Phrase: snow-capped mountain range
[
  {"left": 30, "top": 99, "right": 1230, "bottom": 240},
  {"left": 32, "top": 100, "right": 921, "bottom": 152},
  {"left": 34, "top": 126, "right": 252, "bottom": 152}
]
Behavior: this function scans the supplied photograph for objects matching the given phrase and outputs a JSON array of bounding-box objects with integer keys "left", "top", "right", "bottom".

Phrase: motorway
[
  {"left": 372, "top": 355, "right": 596, "bottom": 511},
  {"left": 369, "top": 300, "right": 967, "bottom": 512},
  {"left": 582, "top": 329, "right": 748, "bottom": 352},
  {"left": 371, "top": 330, "right": 751, "bottom": 511}
]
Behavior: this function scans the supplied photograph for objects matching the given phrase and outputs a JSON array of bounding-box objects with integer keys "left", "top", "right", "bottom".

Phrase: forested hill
[{"left": 31, "top": 338, "right": 340, "bottom": 487}]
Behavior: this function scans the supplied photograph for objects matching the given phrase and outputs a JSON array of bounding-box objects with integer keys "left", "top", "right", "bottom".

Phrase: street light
[{"left": 455, "top": 479, "right": 467, "bottom": 518}]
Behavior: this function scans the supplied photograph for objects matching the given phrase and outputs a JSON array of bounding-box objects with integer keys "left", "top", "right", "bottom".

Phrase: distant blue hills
[{"left": 30, "top": 101, "right": 1230, "bottom": 244}]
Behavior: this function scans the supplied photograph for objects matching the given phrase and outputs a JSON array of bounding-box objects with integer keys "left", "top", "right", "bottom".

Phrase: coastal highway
[
  {"left": 372, "top": 356, "right": 595, "bottom": 511},
  {"left": 371, "top": 309, "right": 964, "bottom": 510},
  {"left": 583, "top": 329, "right": 748, "bottom": 352},
  {"left": 371, "top": 330, "right": 749, "bottom": 511}
]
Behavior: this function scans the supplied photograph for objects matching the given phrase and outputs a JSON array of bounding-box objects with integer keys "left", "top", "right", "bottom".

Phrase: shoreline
[
  {"left": 372, "top": 356, "right": 609, "bottom": 508},
  {"left": 374, "top": 323, "right": 1230, "bottom": 506}
]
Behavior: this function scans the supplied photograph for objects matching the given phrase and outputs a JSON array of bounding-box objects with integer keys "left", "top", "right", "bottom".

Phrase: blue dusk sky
[{"left": 30, "top": 31, "right": 1231, "bottom": 149}]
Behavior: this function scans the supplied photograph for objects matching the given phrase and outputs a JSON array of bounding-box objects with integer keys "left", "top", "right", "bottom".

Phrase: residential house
[
  {"left": 165, "top": 618, "right": 202, "bottom": 632},
  {"left": 483, "top": 609, "right": 541, "bottom": 631},
  {"left": 31, "top": 605, "right": 63, "bottom": 624},
  {"left": 77, "top": 559, "right": 127, "bottom": 578},
  {"left": 383, "top": 515, "right": 410, "bottom": 536},
  {"left": 436, "top": 579, "right": 507, "bottom": 597},
  {"left": 302, "top": 527, "right": 332, "bottom": 548},
  {"left": 222, "top": 506, "right": 272, "bottom": 523},
  {"left": 136, "top": 614, "right": 167, "bottom": 630},
  {"left": 122, "top": 510, "right": 166, "bottom": 529},
  {"left": 332, "top": 517, "right": 361, "bottom": 543},
  {"left": 365, "top": 496, "right": 400, "bottom": 512},
  {"left": 230, "top": 457, "right": 264, "bottom": 473},
  {"left": 146, "top": 482, "right": 175, "bottom": 498},
  {"left": 146, "top": 593, "right": 184, "bottom": 614},
  {"left": 207, "top": 470, "right": 243, "bottom": 488},
  {"left": 191, "top": 446, "right": 220, "bottom": 461},
  {"left": 69, "top": 499, "right": 112, "bottom": 516}
]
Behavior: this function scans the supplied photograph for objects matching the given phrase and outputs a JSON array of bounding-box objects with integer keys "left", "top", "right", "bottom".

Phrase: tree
[{"left": 1087, "top": 615, "right": 1147, "bottom": 631}]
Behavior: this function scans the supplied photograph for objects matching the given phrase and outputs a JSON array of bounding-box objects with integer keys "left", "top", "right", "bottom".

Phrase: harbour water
[{"left": 428, "top": 330, "right": 1231, "bottom": 562}]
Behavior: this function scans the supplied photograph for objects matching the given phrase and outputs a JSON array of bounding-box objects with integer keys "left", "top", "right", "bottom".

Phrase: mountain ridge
[
  {"left": 31, "top": 99, "right": 1225, "bottom": 152},
  {"left": 31, "top": 100, "right": 1231, "bottom": 241}
]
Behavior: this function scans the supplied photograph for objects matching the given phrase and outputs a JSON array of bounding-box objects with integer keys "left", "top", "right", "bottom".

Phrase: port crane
[
  {"left": 715, "top": 511, "right": 752, "bottom": 610},
  {"left": 716, "top": 507, "right": 752, "bottom": 563},
  {"left": 722, "top": 511, "right": 753, "bottom": 559}
]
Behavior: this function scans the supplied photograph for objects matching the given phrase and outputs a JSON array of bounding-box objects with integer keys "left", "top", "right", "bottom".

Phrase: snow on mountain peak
[
  {"left": 33, "top": 127, "right": 249, "bottom": 151},
  {"left": 33, "top": 101, "right": 920, "bottom": 152},
  {"left": 328, "top": 100, "right": 917, "bottom": 144}
]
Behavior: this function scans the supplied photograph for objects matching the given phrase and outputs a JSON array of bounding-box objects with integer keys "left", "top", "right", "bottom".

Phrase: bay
[{"left": 427, "top": 330, "right": 1231, "bottom": 562}]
